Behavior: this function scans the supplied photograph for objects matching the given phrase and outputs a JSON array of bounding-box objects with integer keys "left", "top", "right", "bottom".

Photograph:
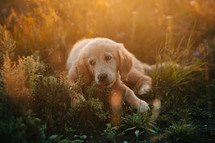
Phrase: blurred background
[{"left": 0, "top": 0, "right": 214, "bottom": 71}]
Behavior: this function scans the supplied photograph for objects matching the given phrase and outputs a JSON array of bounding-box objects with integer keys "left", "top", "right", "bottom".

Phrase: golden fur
[{"left": 67, "top": 38, "right": 153, "bottom": 112}]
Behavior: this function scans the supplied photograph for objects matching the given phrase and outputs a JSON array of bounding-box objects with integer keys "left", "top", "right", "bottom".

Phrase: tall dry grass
[{"left": 2, "top": 53, "right": 29, "bottom": 98}]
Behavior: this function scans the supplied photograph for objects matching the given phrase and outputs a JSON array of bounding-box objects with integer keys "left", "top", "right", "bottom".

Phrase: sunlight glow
[
  {"left": 110, "top": 90, "right": 122, "bottom": 126},
  {"left": 152, "top": 98, "right": 161, "bottom": 121}
]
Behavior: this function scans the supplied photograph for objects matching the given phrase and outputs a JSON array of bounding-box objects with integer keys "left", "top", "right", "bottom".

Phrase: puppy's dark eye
[
  {"left": 105, "top": 56, "right": 112, "bottom": 61},
  {"left": 90, "top": 60, "right": 95, "bottom": 66}
]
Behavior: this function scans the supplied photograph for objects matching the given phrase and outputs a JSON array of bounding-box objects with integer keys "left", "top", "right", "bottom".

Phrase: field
[{"left": 0, "top": 0, "right": 215, "bottom": 142}]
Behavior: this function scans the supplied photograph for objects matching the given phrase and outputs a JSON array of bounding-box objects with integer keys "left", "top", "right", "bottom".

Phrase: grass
[
  {"left": 0, "top": 0, "right": 215, "bottom": 142},
  {"left": 165, "top": 121, "right": 197, "bottom": 143}
]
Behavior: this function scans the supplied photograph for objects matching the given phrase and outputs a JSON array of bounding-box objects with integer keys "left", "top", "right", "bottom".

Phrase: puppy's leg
[
  {"left": 135, "top": 75, "right": 152, "bottom": 95},
  {"left": 68, "top": 78, "right": 86, "bottom": 107},
  {"left": 112, "top": 80, "right": 150, "bottom": 113},
  {"left": 128, "top": 69, "right": 152, "bottom": 95},
  {"left": 121, "top": 84, "right": 149, "bottom": 112},
  {"left": 70, "top": 91, "right": 86, "bottom": 107}
]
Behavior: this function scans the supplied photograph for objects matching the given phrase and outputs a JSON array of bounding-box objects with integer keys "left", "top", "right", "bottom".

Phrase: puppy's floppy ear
[
  {"left": 68, "top": 56, "right": 91, "bottom": 84},
  {"left": 118, "top": 44, "right": 134, "bottom": 81}
]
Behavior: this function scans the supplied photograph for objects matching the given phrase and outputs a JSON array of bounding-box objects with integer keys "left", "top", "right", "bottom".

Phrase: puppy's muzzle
[
  {"left": 97, "top": 73, "right": 114, "bottom": 87},
  {"left": 98, "top": 73, "right": 108, "bottom": 83}
]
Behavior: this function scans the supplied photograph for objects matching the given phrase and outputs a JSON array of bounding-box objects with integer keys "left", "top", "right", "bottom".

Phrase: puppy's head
[{"left": 69, "top": 38, "right": 133, "bottom": 87}]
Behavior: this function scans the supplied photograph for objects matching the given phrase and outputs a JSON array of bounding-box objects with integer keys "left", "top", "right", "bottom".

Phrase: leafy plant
[
  {"left": 1, "top": 53, "right": 46, "bottom": 111},
  {"left": 31, "top": 75, "right": 71, "bottom": 134},
  {"left": 0, "top": 110, "right": 46, "bottom": 143},
  {"left": 83, "top": 82, "right": 111, "bottom": 106},
  {"left": 104, "top": 123, "right": 120, "bottom": 143},
  {"left": 46, "top": 128, "right": 87, "bottom": 143},
  {"left": 120, "top": 113, "right": 158, "bottom": 142},
  {"left": 66, "top": 97, "right": 109, "bottom": 131},
  {"left": 165, "top": 121, "right": 197, "bottom": 143}
]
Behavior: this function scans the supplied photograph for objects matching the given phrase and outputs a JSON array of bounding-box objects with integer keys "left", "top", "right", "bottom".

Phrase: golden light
[
  {"left": 151, "top": 98, "right": 161, "bottom": 121},
  {"left": 110, "top": 90, "right": 123, "bottom": 126}
]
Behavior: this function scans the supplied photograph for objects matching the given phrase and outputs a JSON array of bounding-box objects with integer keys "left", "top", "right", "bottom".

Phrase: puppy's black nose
[{"left": 98, "top": 73, "right": 108, "bottom": 82}]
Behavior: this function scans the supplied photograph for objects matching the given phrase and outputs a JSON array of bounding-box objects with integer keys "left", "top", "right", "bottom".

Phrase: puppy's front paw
[
  {"left": 138, "top": 85, "right": 151, "bottom": 95},
  {"left": 137, "top": 100, "right": 150, "bottom": 113}
]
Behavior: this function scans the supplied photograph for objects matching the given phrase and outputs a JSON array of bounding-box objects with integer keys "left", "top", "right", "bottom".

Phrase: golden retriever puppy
[{"left": 67, "top": 38, "right": 152, "bottom": 113}]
